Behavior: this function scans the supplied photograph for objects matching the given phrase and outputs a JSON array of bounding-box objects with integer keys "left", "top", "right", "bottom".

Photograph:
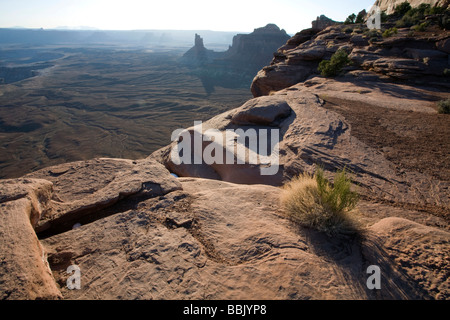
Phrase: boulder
[
  {"left": 230, "top": 96, "right": 292, "bottom": 126},
  {"left": 251, "top": 63, "right": 317, "bottom": 97},
  {"left": 286, "top": 46, "right": 327, "bottom": 63}
]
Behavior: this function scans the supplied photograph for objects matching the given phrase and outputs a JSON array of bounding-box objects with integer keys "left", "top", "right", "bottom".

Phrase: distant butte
[{"left": 181, "top": 24, "right": 291, "bottom": 83}]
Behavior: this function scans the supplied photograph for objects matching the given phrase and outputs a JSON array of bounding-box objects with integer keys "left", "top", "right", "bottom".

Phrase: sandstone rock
[
  {"left": 32, "top": 176, "right": 448, "bottom": 300},
  {"left": 286, "top": 46, "right": 327, "bottom": 63},
  {"left": 278, "top": 29, "right": 319, "bottom": 52},
  {"left": 349, "top": 48, "right": 381, "bottom": 66},
  {"left": 0, "top": 178, "right": 62, "bottom": 300},
  {"left": 251, "top": 22, "right": 450, "bottom": 97},
  {"left": 251, "top": 63, "right": 317, "bottom": 97},
  {"left": 366, "top": 217, "right": 450, "bottom": 299},
  {"left": 2, "top": 10, "right": 450, "bottom": 301},
  {"left": 368, "top": 57, "right": 428, "bottom": 78},
  {"left": 43, "top": 179, "right": 340, "bottom": 300},
  {"left": 25, "top": 158, "right": 181, "bottom": 234},
  {"left": 405, "top": 48, "right": 448, "bottom": 60},
  {"left": 350, "top": 35, "right": 370, "bottom": 46},
  {"left": 297, "top": 75, "right": 440, "bottom": 112},
  {"left": 150, "top": 83, "right": 448, "bottom": 209},
  {"left": 221, "top": 24, "right": 291, "bottom": 72},
  {"left": 230, "top": 96, "right": 292, "bottom": 126},
  {"left": 150, "top": 101, "right": 287, "bottom": 186}
]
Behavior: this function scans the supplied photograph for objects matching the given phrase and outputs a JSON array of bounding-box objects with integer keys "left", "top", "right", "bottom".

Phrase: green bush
[
  {"left": 412, "top": 22, "right": 428, "bottom": 31},
  {"left": 393, "top": 4, "right": 449, "bottom": 29},
  {"left": 437, "top": 99, "right": 450, "bottom": 114},
  {"left": 394, "top": 1, "right": 412, "bottom": 16},
  {"left": 281, "top": 168, "right": 360, "bottom": 236},
  {"left": 315, "top": 168, "right": 359, "bottom": 215},
  {"left": 318, "top": 49, "right": 351, "bottom": 77},
  {"left": 396, "top": 11, "right": 422, "bottom": 27},
  {"left": 382, "top": 27, "right": 398, "bottom": 37},
  {"left": 427, "top": 5, "right": 446, "bottom": 15}
]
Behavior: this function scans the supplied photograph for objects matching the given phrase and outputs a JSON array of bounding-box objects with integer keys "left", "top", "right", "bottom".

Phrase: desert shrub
[
  {"left": 393, "top": 4, "right": 449, "bottom": 28},
  {"left": 394, "top": 1, "right": 412, "bottom": 16},
  {"left": 382, "top": 27, "right": 398, "bottom": 37},
  {"left": 437, "top": 99, "right": 450, "bottom": 114},
  {"left": 428, "top": 6, "right": 446, "bottom": 15},
  {"left": 318, "top": 49, "right": 351, "bottom": 77},
  {"left": 396, "top": 12, "right": 422, "bottom": 27},
  {"left": 414, "top": 3, "right": 446, "bottom": 16},
  {"left": 280, "top": 168, "right": 360, "bottom": 236},
  {"left": 412, "top": 22, "right": 428, "bottom": 31}
]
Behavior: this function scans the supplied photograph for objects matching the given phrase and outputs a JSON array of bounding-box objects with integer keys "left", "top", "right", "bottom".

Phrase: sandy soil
[
  {"left": 322, "top": 96, "right": 450, "bottom": 182},
  {"left": 322, "top": 95, "right": 450, "bottom": 218}
]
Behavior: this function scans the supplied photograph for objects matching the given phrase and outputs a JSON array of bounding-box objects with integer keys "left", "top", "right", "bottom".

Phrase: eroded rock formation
[
  {"left": 251, "top": 23, "right": 449, "bottom": 97},
  {"left": 181, "top": 34, "right": 217, "bottom": 66},
  {"left": 181, "top": 24, "right": 291, "bottom": 88}
]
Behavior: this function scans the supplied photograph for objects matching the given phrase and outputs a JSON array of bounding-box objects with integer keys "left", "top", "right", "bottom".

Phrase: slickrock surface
[
  {"left": 35, "top": 178, "right": 449, "bottom": 299},
  {"left": 24, "top": 158, "right": 182, "bottom": 235},
  {"left": 150, "top": 84, "right": 449, "bottom": 213},
  {"left": 1, "top": 3, "right": 449, "bottom": 300},
  {"left": 1, "top": 115, "right": 449, "bottom": 299}
]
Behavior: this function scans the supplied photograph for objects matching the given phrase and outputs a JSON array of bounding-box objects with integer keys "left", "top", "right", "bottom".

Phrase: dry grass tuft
[{"left": 281, "top": 168, "right": 360, "bottom": 236}]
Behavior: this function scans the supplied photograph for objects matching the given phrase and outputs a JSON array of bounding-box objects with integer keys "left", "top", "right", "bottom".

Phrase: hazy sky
[{"left": 0, "top": 0, "right": 375, "bottom": 34}]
